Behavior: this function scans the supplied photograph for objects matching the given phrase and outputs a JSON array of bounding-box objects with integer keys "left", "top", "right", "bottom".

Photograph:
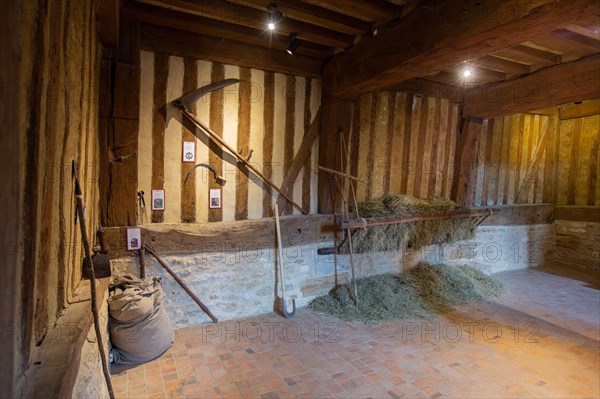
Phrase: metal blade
[{"left": 173, "top": 78, "right": 241, "bottom": 111}]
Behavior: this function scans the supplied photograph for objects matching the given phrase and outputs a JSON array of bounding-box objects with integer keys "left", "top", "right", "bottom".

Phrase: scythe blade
[{"left": 173, "top": 78, "right": 241, "bottom": 111}]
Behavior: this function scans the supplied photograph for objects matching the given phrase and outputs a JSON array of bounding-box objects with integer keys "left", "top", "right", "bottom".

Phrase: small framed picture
[
  {"left": 151, "top": 189, "right": 165, "bottom": 211},
  {"left": 209, "top": 188, "right": 222, "bottom": 209},
  {"left": 182, "top": 141, "right": 196, "bottom": 163},
  {"left": 126, "top": 227, "right": 142, "bottom": 251}
]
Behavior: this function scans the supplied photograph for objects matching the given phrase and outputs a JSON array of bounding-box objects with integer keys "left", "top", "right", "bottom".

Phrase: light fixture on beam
[
  {"left": 267, "top": 3, "right": 282, "bottom": 31},
  {"left": 287, "top": 33, "right": 301, "bottom": 55},
  {"left": 462, "top": 62, "right": 472, "bottom": 78}
]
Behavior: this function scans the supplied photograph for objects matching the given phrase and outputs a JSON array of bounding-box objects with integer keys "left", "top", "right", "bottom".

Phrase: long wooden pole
[
  {"left": 74, "top": 176, "right": 115, "bottom": 399},
  {"left": 175, "top": 104, "right": 307, "bottom": 215},
  {"left": 340, "top": 209, "right": 492, "bottom": 229},
  {"left": 144, "top": 243, "right": 218, "bottom": 323}
]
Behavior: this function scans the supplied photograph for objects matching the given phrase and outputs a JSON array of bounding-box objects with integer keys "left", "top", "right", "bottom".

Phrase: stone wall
[
  {"left": 551, "top": 220, "right": 600, "bottom": 271},
  {"left": 111, "top": 224, "right": 554, "bottom": 328}
]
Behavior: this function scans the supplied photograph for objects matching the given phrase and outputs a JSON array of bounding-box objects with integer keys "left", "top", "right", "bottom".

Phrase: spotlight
[
  {"left": 267, "top": 3, "right": 282, "bottom": 31},
  {"left": 287, "top": 33, "right": 301, "bottom": 55},
  {"left": 463, "top": 68, "right": 471, "bottom": 77}
]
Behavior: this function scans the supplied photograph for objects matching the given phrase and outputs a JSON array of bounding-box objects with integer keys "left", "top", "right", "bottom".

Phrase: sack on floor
[{"left": 108, "top": 275, "right": 174, "bottom": 364}]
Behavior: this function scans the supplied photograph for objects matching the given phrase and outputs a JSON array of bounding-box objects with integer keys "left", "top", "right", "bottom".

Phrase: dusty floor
[{"left": 111, "top": 264, "right": 600, "bottom": 398}]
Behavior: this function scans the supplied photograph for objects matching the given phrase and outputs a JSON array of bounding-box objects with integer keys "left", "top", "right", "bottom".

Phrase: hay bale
[
  {"left": 308, "top": 263, "right": 503, "bottom": 323},
  {"left": 348, "top": 194, "right": 479, "bottom": 253}
]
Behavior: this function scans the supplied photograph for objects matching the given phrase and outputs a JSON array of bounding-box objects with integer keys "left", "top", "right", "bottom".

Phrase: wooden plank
[
  {"left": 560, "top": 99, "right": 600, "bottom": 120},
  {"left": 103, "top": 214, "right": 336, "bottom": 258},
  {"left": 480, "top": 119, "right": 495, "bottom": 205},
  {"left": 95, "top": 0, "right": 120, "bottom": 47},
  {"left": 555, "top": 205, "right": 600, "bottom": 222},
  {"left": 302, "top": 78, "right": 313, "bottom": 213},
  {"left": 317, "top": 98, "right": 353, "bottom": 213},
  {"left": 389, "top": 93, "right": 406, "bottom": 194},
  {"left": 112, "top": 62, "right": 140, "bottom": 119},
  {"left": 181, "top": 58, "right": 197, "bottom": 223},
  {"left": 515, "top": 117, "right": 550, "bottom": 203},
  {"left": 399, "top": 94, "right": 414, "bottom": 194},
  {"left": 262, "top": 72, "right": 275, "bottom": 217},
  {"left": 235, "top": 67, "right": 251, "bottom": 221},
  {"left": 420, "top": 97, "right": 436, "bottom": 197},
  {"left": 275, "top": 109, "right": 322, "bottom": 213},
  {"left": 452, "top": 118, "right": 483, "bottom": 206},
  {"left": 282, "top": 76, "right": 296, "bottom": 215},
  {"left": 121, "top": 1, "right": 334, "bottom": 59},
  {"left": 588, "top": 134, "right": 599, "bottom": 206},
  {"left": 355, "top": 94, "right": 372, "bottom": 201},
  {"left": 208, "top": 63, "right": 225, "bottom": 222},
  {"left": 498, "top": 118, "right": 510, "bottom": 204},
  {"left": 480, "top": 203, "right": 555, "bottom": 225},
  {"left": 440, "top": 100, "right": 455, "bottom": 198},
  {"left": 365, "top": 93, "right": 378, "bottom": 199},
  {"left": 324, "top": 0, "right": 600, "bottom": 97},
  {"left": 492, "top": 44, "right": 560, "bottom": 65},
  {"left": 473, "top": 120, "right": 488, "bottom": 206},
  {"left": 577, "top": 115, "right": 599, "bottom": 206},
  {"left": 476, "top": 55, "right": 530, "bottom": 75},
  {"left": 151, "top": 53, "right": 168, "bottom": 223},
  {"left": 464, "top": 54, "right": 600, "bottom": 118},
  {"left": 428, "top": 98, "right": 442, "bottom": 197},
  {"left": 370, "top": 91, "right": 390, "bottom": 199},
  {"left": 407, "top": 96, "right": 422, "bottom": 197},
  {"left": 0, "top": 0, "right": 21, "bottom": 393},
  {"left": 384, "top": 93, "right": 397, "bottom": 194},
  {"left": 140, "top": 24, "right": 323, "bottom": 78},
  {"left": 542, "top": 112, "right": 558, "bottom": 202},
  {"left": 567, "top": 118, "right": 583, "bottom": 205},
  {"left": 512, "top": 116, "right": 525, "bottom": 203}
]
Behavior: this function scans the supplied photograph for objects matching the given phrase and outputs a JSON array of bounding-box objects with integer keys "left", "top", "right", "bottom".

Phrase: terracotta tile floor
[{"left": 111, "top": 264, "right": 600, "bottom": 398}]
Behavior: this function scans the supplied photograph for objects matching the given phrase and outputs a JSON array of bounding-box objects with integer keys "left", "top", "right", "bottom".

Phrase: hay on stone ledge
[
  {"left": 308, "top": 263, "right": 504, "bottom": 323},
  {"left": 349, "top": 194, "right": 480, "bottom": 253}
]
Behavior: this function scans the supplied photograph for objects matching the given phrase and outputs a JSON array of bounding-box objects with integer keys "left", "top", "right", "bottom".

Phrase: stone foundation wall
[
  {"left": 550, "top": 220, "right": 600, "bottom": 271},
  {"left": 111, "top": 224, "right": 554, "bottom": 328}
]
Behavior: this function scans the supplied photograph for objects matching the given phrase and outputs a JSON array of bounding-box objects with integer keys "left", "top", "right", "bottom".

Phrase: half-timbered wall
[
  {"left": 138, "top": 51, "right": 321, "bottom": 223},
  {"left": 342, "top": 91, "right": 460, "bottom": 203},
  {"left": 468, "top": 109, "right": 600, "bottom": 207}
]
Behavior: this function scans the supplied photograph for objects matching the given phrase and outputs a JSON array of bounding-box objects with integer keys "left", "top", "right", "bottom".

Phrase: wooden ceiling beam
[
  {"left": 323, "top": 0, "right": 600, "bottom": 98},
  {"left": 463, "top": 54, "right": 600, "bottom": 119},
  {"left": 551, "top": 29, "right": 600, "bottom": 51},
  {"left": 122, "top": 1, "right": 334, "bottom": 59},
  {"left": 492, "top": 44, "right": 561, "bottom": 65},
  {"left": 390, "top": 78, "right": 464, "bottom": 102},
  {"left": 229, "top": 0, "right": 371, "bottom": 34},
  {"left": 301, "top": 0, "right": 403, "bottom": 23},
  {"left": 474, "top": 55, "right": 530, "bottom": 75},
  {"left": 140, "top": 24, "right": 324, "bottom": 77},
  {"left": 133, "top": 0, "right": 353, "bottom": 48}
]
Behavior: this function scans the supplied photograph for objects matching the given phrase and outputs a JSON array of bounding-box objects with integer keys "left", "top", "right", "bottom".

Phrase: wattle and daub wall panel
[{"left": 138, "top": 51, "right": 321, "bottom": 222}]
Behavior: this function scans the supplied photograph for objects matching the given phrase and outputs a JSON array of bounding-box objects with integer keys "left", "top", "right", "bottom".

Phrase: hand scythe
[{"left": 172, "top": 79, "right": 307, "bottom": 215}]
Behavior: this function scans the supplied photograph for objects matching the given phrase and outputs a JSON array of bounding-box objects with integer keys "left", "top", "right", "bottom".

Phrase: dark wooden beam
[
  {"left": 132, "top": 0, "right": 353, "bottom": 48},
  {"left": 140, "top": 24, "right": 323, "bottom": 78},
  {"left": 302, "top": 0, "right": 403, "bottom": 23},
  {"left": 474, "top": 55, "right": 530, "bottom": 75},
  {"left": 560, "top": 99, "right": 600, "bottom": 120},
  {"left": 323, "top": 0, "right": 600, "bottom": 98},
  {"left": 227, "top": 0, "right": 371, "bottom": 34},
  {"left": 96, "top": 0, "right": 120, "bottom": 47},
  {"left": 452, "top": 117, "right": 483, "bottom": 206},
  {"left": 463, "top": 54, "right": 600, "bottom": 118},
  {"left": 492, "top": 44, "right": 561, "bottom": 65},
  {"left": 122, "top": 1, "right": 333, "bottom": 59},
  {"left": 103, "top": 214, "right": 336, "bottom": 258}
]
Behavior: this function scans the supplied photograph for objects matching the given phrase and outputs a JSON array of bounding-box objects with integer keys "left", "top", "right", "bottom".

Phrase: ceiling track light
[
  {"left": 267, "top": 3, "right": 282, "bottom": 30},
  {"left": 287, "top": 32, "right": 301, "bottom": 55}
]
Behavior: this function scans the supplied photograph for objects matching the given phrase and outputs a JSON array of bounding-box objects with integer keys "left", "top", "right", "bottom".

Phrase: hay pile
[
  {"left": 309, "top": 263, "right": 503, "bottom": 323},
  {"left": 349, "top": 194, "right": 479, "bottom": 253}
]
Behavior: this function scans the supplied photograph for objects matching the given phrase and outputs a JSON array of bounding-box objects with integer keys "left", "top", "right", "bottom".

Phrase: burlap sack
[{"left": 108, "top": 275, "right": 174, "bottom": 364}]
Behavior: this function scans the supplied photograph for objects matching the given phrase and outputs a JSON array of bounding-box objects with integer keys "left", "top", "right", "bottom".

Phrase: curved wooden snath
[{"left": 172, "top": 80, "right": 307, "bottom": 215}]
